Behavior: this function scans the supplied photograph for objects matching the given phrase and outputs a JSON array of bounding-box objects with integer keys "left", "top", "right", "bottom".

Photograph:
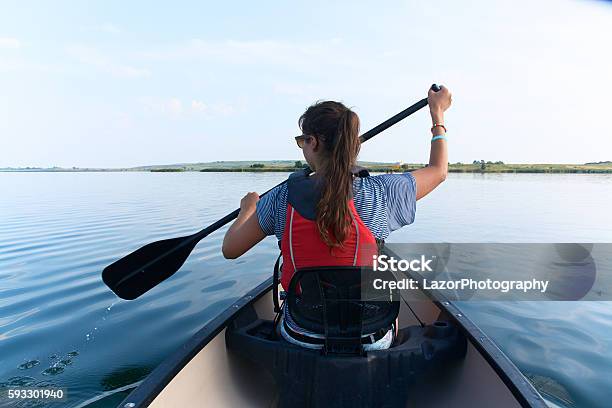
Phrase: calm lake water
[{"left": 1, "top": 172, "right": 611, "bottom": 407}]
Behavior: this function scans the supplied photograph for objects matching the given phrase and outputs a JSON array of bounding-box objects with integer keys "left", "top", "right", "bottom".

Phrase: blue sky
[{"left": 1, "top": 0, "right": 611, "bottom": 168}]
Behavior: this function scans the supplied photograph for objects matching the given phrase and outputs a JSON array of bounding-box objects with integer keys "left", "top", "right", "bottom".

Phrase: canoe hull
[{"left": 118, "top": 274, "right": 546, "bottom": 408}]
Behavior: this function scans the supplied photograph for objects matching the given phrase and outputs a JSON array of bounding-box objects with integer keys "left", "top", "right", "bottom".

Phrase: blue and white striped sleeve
[
  {"left": 256, "top": 183, "right": 285, "bottom": 237},
  {"left": 377, "top": 172, "right": 417, "bottom": 231}
]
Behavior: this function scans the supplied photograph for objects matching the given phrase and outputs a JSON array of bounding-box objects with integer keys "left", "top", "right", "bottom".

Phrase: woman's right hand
[
  {"left": 428, "top": 85, "right": 452, "bottom": 121},
  {"left": 239, "top": 192, "right": 260, "bottom": 216}
]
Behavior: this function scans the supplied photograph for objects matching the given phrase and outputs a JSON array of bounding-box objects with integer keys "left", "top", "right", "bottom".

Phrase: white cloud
[
  {"left": 167, "top": 98, "right": 183, "bottom": 115},
  {"left": 142, "top": 97, "right": 183, "bottom": 117},
  {"left": 82, "top": 23, "right": 121, "bottom": 34},
  {"left": 209, "top": 102, "right": 234, "bottom": 117},
  {"left": 192, "top": 100, "right": 238, "bottom": 117},
  {"left": 98, "top": 23, "right": 121, "bottom": 34},
  {"left": 111, "top": 65, "right": 149, "bottom": 78},
  {"left": 139, "top": 38, "right": 358, "bottom": 73},
  {"left": 142, "top": 97, "right": 240, "bottom": 119},
  {"left": 140, "top": 97, "right": 189, "bottom": 119},
  {"left": 191, "top": 100, "right": 207, "bottom": 113},
  {"left": 0, "top": 37, "right": 21, "bottom": 49},
  {"left": 67, "top": 45, "right": 150, "bottom": 78},
  {"left": 272, "top": 82, "right": 324, "bottom": 98}
]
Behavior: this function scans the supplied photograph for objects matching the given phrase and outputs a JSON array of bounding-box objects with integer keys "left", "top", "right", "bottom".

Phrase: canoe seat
[
  {"left": 285, "top": 266, "right": 400, "bottom": 354},
  {"left": 226, "top": 267, "right": 467, "bottom": 408}
]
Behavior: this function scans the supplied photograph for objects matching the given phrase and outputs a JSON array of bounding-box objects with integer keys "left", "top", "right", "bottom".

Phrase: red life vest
[{"left": 280, "top": 170, "right": 378, "bottom": 291}]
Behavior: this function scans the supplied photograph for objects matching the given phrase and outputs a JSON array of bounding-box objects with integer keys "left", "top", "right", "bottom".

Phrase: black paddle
[{"left": 103, "top": 84, "right": 442, "bottom": 300}]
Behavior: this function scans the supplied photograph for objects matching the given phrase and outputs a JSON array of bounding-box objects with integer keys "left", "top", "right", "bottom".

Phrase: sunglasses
[{"left": 294, "top": 134, "right": 313, "bottom": 149}]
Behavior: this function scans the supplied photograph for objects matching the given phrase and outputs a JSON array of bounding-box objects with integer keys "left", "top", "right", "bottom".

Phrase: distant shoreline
[
  {"left": 196, "top": 164, "right": 612, "bottom": 174},
  {"left": 3, "top": 161, "right": 612, "bottom": 174}
]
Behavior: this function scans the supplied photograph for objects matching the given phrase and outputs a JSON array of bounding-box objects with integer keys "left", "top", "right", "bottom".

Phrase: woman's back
[{"left": 256, "top": 171, "right": 418, "bottom": 243}]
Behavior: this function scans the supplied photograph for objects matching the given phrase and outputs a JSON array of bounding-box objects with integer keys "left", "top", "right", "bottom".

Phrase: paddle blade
[{"left": 102, "top": 235, "right": 200, "bottom": 300}]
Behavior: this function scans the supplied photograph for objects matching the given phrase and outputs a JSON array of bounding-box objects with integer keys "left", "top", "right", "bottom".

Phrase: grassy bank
[
  {"left": 194, "top": 163, "right": 612, "bottom": 174},
  {"left": 446, "top": 163, "right": 612, "bottom": 174}
]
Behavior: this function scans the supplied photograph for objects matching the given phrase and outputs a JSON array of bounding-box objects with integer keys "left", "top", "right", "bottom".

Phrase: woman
[{"left": 223, "top": 86, "right": 452, "bottom": 349}]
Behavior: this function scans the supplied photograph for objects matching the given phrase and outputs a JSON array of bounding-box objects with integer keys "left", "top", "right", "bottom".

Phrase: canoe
[{"left": 117, "top": 247, "right": 548, "bottom": 408}]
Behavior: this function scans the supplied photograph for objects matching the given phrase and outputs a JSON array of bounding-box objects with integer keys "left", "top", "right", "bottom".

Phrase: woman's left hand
[
  {"left": 239, "top": 192, "right": 260, "bottom": 214},
  {"left": 428, "top": 85, "right": 452, "bottom": 123}
]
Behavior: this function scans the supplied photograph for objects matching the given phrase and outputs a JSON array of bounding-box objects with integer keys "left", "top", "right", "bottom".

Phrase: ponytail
[{"left": 299, "top": 101, "right": 361, "bottom": 247}]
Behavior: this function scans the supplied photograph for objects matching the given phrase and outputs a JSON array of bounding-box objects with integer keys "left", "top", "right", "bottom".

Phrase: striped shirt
[{"left": 256, "top": 172, "right": 417, "bottom": 241}]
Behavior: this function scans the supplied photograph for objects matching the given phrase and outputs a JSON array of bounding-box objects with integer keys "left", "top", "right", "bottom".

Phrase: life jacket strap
[
  {"left": 272, "top": 253, "right": 282, "bottom": 314},
  {"left": 288, "top": 207, "right": 298, "bottom": 273}
]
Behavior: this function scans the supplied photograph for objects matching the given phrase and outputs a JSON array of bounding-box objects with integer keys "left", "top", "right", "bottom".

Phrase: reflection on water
[{"left": 0, "top": 172, "right": 611, "bottom": 407}]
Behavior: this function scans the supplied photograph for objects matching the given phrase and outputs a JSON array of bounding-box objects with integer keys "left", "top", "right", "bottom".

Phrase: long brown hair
[{"left": 299, "top": 101, "right": 360, "bottom": 247}]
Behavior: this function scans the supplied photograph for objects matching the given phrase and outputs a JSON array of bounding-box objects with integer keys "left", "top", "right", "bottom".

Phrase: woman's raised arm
[{"left": 412, "top": 85, "right": 452, "bottom": 200}]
